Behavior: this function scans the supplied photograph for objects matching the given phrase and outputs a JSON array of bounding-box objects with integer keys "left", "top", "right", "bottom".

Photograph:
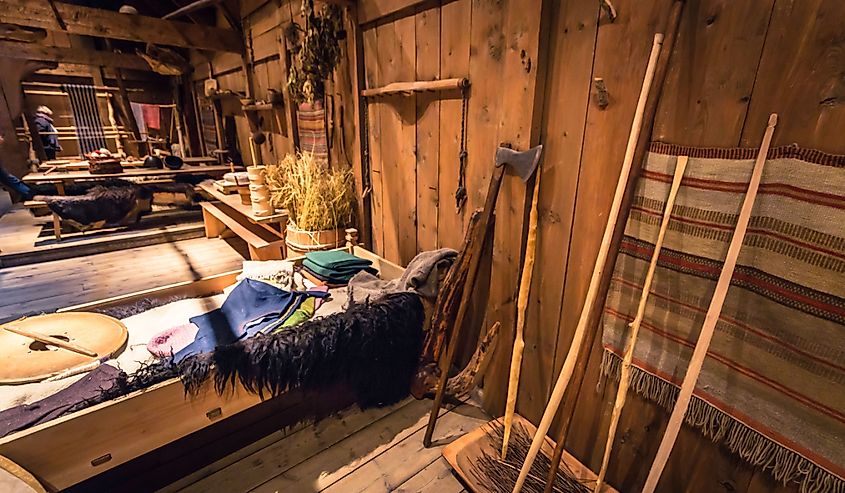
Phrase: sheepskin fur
[
  {"left": 34, "top": 181, "right": 152, "bottom": 229},
  {"left": 70, "top": 292, "right": 425, "bottom": 413}
]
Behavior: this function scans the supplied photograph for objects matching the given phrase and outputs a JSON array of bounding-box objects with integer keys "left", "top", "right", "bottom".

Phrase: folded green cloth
[
  {"left": 273, "top": 297, "right": 316, "bottom": 332},
  {"left": 302, "top": 251, "right": 377, "bottom": 283},
  {"left": 305, "top": 250, "right": 373, "bottom": 270}
]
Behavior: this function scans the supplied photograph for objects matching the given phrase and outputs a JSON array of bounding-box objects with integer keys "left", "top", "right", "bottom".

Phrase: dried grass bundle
[{"left": 265, "top": 152, "right": 354, "bottom": 231}]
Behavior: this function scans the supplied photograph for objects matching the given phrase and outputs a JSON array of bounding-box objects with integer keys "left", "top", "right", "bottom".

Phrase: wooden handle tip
[
  {"left": 654, "top": 33, "right": 665, "bottom": 44},
  {"left": 768, "top": 113, "right": 778, "bottom": 126}
]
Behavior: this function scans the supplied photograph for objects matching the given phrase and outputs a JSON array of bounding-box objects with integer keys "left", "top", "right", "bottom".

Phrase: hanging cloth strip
[{"left": 63, "top": 83, "right": 108, "bottom": 155}]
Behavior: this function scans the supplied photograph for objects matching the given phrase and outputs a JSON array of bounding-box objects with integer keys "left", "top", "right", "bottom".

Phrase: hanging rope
[
  {"left": 63, "top": 83, "right": 108, "bottom": 155},
  {"left": 454, "top": 85, "right": 469, "bottom": 211}
]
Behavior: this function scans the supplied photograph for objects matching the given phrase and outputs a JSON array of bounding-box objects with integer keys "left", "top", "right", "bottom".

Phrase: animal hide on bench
[
  {"left": 34, "top": 180, "right": 152, "bottom": 230},
  {"left": 69, "top": 292, "right": 425, "bottom": 414},
  {"left": 32, "top": 179, "right": 200, "bottom": 229}
]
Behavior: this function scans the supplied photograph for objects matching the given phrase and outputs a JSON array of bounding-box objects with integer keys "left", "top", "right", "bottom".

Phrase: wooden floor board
[
  {"left": 170, "top": 397, "right": 485, "bottom": 493},
  {"left": 0, "top": 237, "right": 244, "bottom": 322}
]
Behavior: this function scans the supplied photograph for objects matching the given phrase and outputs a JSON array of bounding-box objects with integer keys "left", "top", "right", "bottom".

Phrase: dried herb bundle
[
  {"left": 287, "top": 0, "right": 346, "bottom": 104},
  {"left": 265, "top": 152, "right": 354, "bottom": 231},
  {"left": 469, "top": 422, "right": 591, "bottom": 493}
]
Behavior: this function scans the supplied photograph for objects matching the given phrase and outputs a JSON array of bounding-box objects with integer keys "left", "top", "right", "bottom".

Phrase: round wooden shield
[
  {"left": 0, "top": 456, "right": 46, "bottom": 493},
  {"left": 0, "top": 313, "right": 127, "bottom": 384}
]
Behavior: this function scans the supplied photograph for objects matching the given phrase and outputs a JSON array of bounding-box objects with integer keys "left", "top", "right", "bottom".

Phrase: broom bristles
[{"left": 469, "top": 422, "right": 592, "bottom": 493}]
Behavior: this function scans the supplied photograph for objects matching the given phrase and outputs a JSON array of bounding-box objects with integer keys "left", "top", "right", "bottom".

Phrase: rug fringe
[{"left": 600, "top": 350, "right": 844, "bottom": 493}]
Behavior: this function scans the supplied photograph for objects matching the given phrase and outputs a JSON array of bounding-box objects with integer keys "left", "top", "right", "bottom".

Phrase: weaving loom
[{"left": 63, "top": 84, "right": 108, "bottom": 155}]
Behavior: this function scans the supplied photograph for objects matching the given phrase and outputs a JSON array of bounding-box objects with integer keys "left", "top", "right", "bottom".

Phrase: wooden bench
[
  {"left": 23, "top": 200, "right": 62, "bottom": 241},
  {"left": 200, "top": 201, "right": 286, "bottom": 260}
]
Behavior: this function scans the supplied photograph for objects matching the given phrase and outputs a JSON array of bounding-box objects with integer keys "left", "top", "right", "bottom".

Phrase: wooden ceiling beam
[
  {"left": 0, "top": 42, "right": 151, "bottom": 71},
  {"left": 0, "top": 0, "right": 243, "bottom": 53}
]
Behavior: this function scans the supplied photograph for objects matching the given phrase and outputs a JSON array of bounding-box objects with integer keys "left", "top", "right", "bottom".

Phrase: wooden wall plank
[
  {"left": 480, "top": 0, "right": 545, "bottom": 414},
  {"left": 435, "top": 0, "right": 471, "bottom": 250},
  {"left": 518, "top": 0, "right": 600, "bottom": 424},
  {"left": 414, "top": 8, "right": 441, "bottom": 252},
  {"left": 551, "top": 0, "right": 671, "bottom": 415},
  {"left": 363, "top": 27, "right": 385, "bottom": 256},
  {"left": 652, "top": 0, "right": 775, "bottom": 147},
  {"left": 375, "top": 17, "right": 417, "bottom": 265},
  {"left": 740, "top": 0, "right": 845, "bottom": 153}
]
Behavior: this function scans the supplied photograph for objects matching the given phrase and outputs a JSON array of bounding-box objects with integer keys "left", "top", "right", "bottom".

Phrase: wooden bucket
[{"left": 285, "top": 223, "right": 344, "bottom": 256}]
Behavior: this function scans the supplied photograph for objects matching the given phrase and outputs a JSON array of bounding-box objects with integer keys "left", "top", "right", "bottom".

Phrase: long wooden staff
[
  {"left": 512, "top": 32, "right": 665, "bottom": 493},
  {"left": 594, "top": 155, "right": 688, "bottom": 490},
  {"left": 502, "top": 166, "right": 542, "bottom": 458},
  {"left": 642, "top": 113, "right": 778, "bottom": 493}
]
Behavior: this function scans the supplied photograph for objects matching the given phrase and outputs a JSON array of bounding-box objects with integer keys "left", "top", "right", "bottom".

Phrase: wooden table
[
  {"left": 24, "top": 165, "right": 235, "bottom": 194},
  {"left": 199, "top": 182, "right": 287, "bottom": 225},
  {"left": 198, "top": 182, "right": 289, "bottom": 259},
  {"left": 22, "top": 165, "right": 236, "bottom": 241},
  {"left": 38, "top": 156, "right": 219, "bottom": 173}
]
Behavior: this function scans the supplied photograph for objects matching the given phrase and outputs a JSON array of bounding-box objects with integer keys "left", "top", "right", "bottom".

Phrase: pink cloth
[
  {"left": 309, "top": 285, "right": 329, "bottom": 310},
  {"left": 147, "top": 323, "right": 200, "bottom": 358}
]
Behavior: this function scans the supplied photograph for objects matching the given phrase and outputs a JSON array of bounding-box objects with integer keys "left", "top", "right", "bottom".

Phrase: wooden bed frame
[{"left": 0, "top": 246, "right": 404, "bottom": 492}]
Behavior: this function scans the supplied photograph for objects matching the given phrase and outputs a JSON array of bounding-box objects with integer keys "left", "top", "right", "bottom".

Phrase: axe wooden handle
[
  {"left": 595, "top": 155, "right": 688, "bottom": 490},
  {"left": 502, "top": 165, "right": 542, "bottom": 458},
  {"left": 642, "top": 114, "right": 777, "bottom": 493},
  {"left": 424, "top": 164, "right": 506, "bottom": 447},
  {"left": 513, "top": 31, "right": 665, "bottom": 493}
]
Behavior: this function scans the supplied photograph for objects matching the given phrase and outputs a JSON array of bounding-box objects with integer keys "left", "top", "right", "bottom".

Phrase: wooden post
[{"left": 104, "top": 40, "right": 142, "bottom": 155}]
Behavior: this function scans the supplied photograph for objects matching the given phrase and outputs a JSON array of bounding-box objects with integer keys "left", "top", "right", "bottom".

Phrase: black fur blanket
[
  {"left": 34, "top": 179, "right": 152, "bottom": 228},
  {"left": 69, "top": 292, "right": 425, "bottom": 414}
]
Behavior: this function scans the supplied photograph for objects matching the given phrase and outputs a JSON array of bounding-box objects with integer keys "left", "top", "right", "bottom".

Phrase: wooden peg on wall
[{"left": 594, "top": 77, "right": 610, "bottom": 109}]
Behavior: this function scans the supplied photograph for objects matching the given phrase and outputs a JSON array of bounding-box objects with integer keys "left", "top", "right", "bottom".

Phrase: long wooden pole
[
  {"left": 542, "top": 4, "right": 685, "bottom": 490},
  {"left": 642, "top": 114, "right": 777, "bottom": 493},
  {"left": 512, "top": 32, "right": 664, "bottom": 493},
  {"left": 502, "top": 165, "right": 542, "bottom": 458},
  {"left": 594, "top": 155, "right": 688, "bottom": 490}
]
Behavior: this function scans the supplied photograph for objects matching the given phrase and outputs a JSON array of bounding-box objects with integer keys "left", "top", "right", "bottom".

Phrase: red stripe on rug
[
  {"left": 610, "top": 275, "right": 845, "bottom": 373},
  {"left": 641, "top": 170, "right": 844, "bottom": 209},
  {"left": 605, "top": 309, "right": 845, "bottom": 422},
  {"left": 630, "top": 205, "right": 845, "bottom": 261},
  {"left": 603, "top": 344, "right": 845, "bottom": 478}
]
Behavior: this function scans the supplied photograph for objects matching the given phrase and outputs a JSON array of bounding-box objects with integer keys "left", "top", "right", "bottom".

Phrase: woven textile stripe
[
  {"left": 297, "top": 102, "right": 328, "bottom": 163},
  {"left": 601, "top": 146, "right": 845, "bottom": 493},
  {"left": 64, "top": 84, "right": 108, "bottom": 155}
]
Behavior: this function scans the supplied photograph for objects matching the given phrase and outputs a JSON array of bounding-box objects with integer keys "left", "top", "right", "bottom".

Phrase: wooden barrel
[{"left": 285, "top": 223, "right": 345, "bottom": 256}]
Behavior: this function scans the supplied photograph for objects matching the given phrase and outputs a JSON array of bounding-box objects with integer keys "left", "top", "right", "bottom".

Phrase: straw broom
[{"left": 594, "top": 155, "right": 688, "bottom": 491}]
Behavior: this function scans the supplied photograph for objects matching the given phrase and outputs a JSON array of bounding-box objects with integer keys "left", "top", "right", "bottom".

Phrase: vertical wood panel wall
[
  {"left": 358, "top": 1, "right": 844, "bottom": 492},
  {"left": 192, "top": 0, "right": 358, "bottom": 170}
]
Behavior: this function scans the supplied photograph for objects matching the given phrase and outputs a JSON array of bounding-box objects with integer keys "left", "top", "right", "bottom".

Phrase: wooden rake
[{"left": 642, "top": 113, "right": 778, "bottom": 493}]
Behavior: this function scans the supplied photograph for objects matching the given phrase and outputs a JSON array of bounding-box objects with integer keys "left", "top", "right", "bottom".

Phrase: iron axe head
[{"left": 495, "top": 144, "right": 543, "bottom": 182}]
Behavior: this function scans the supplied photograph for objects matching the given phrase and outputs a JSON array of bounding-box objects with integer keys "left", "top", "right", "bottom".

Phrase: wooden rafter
[
  {"left": 0, "top": 42, "right": 151, "bottom": 71},
  {"left": 0, "top": 0, "right": 243, "bottom": 53}
]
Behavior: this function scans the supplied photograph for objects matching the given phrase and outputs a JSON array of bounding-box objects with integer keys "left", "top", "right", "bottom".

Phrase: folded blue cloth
[{"left": 173, "top": 279, "right": 323, "bottom": 363}]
